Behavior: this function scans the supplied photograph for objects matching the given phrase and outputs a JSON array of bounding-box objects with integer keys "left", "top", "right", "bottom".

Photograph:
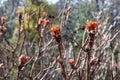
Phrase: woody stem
[
  {"left": 56, "top": 37, "right": 67, "bottom": 80},
  {"left": 87, "top": 51, "right": 91, "bottom": 80},
  {"left": 87, "top": 34, "right": 94, "bottom": 80}
]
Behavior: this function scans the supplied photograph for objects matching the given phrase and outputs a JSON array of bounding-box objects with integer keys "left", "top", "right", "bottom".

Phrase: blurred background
[{"left": 0, "top": 0, "right": 120, "bottom": 39}]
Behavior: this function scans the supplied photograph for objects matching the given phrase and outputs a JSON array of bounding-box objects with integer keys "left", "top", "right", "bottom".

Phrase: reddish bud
[
  {"left": 69, "top": 58, "right": 75, "bottom": 65},
  {"left": 38, "top": 18, "right": 43, "bottom": 25},
  {"left": 44, "top": 19, "right": 50, "bottom": 26},
  {"left": 19, "top": 55, "right": 27, "bottom": 65},
  {"left": 86, "top": 20, "right": 98, "bottom": 32},
  {"left": 18, "top": 54, "right": 27, "bottom": 71},
  {"left": 1, "top": 16, "right": 6, "bottom": 23},
  {"left": 51, "top": 25, "right": 60, "bottom": 38}
]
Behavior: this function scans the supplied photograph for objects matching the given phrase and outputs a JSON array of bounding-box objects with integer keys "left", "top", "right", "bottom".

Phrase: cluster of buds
[
  {"left": 0, "top": 16, "right": 7, "bottom": 37},
  {"left": 35, "top": 12, "right": 50, "bottom": 31},
  {"left": 86, "top": 20, "right": 98, "bottom": 42},
  {"left": 51, "top": 25, "right": 61, "bottom": 42},
  {"left": 38, "top": 18, "right": 50, "bottom": 27},
  {"left": 18, "top": 54, "right": 27, "bottom": 71},
  {"left": 86, "top": 20, "right": 98, "bottom": 35}
]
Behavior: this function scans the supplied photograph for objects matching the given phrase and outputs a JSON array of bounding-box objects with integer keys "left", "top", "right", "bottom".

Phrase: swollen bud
[
  {"left": 19, "top": 54, "right": 27, "bottom": 65},
  {"left": 69, "top": 58, "right": 75, "bottom": 69},
  {"left": 38, "top": 18, "right": 43, "bottom": 25},
  {"left": 1, "top": 16, "right": 6, "bottom": 24},
  {"left": 18, "top": 54, "right": 27, "bottom": 71},
  {"left": 44, "top": 19, "right": 50, "bottom": 26}
]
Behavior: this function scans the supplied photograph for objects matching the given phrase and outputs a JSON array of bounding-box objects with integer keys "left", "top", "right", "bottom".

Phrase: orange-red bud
[
  {"left": 19, "top": 55, "right": 27, "bottom": 65},
  {"left": 1, "top": 16, "right": 6, "bottom": 23},
  {"left": 86, "top": 20, "right": 98, "bottom": 32},
  {"left": 69, "top": 58, "right": 75, "bottom": 65},
  {"left": 38, "top": 18, "right": 43, "bottom": 25},
  {"left": 44, "top": 19, "right": 50, "bottom": 26},
  {"left": 51, "top": 25, "right": 60, "bottom": 38}
]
